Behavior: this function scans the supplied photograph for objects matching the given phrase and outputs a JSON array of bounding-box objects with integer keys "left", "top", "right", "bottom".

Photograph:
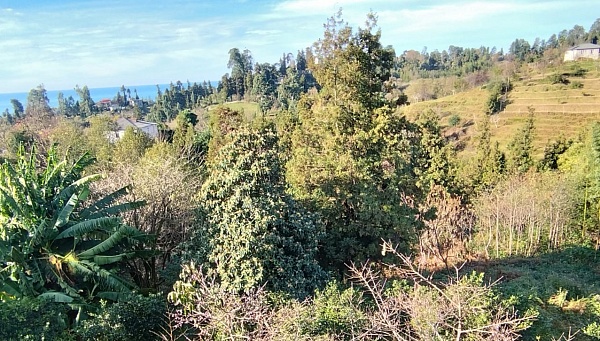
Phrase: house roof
[
  {"left": 116, "top": 117, "right": 137, "bottom": 130},
  {"left": 569, "top": 43, "right": 600, "bottom": 50},
  {"left": 116, "top": 117, "right": 157, "bottom": 131},
  {"left": 134, "top": 120, "right": 158, "bottom": 129}
]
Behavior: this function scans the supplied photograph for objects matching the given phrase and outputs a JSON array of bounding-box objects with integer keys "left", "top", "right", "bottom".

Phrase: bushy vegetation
[
  {"left": 0, "top": 297, "right": 71, "bottom": 340},
  {"left": 2, "top": 10, "right": 600, "bottom": 341},
  {"left": 75, "top": 294, "right": 167, "bottom": 341}
]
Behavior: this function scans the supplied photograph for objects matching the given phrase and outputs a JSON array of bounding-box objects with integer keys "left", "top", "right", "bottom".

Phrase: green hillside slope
[{"left": 402, "top": 60, "right": 600, "bottom": 157}]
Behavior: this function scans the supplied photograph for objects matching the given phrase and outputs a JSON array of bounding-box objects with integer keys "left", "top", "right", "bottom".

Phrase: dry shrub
[
  {"left": 349, "top": 240, "right": 535, "bottom": 341},
  {"left": 418, "top": 184, "right": 475, "bottom": 269},
  {"left": 472, "top": 172, "right": 577, "bottom": 258}
]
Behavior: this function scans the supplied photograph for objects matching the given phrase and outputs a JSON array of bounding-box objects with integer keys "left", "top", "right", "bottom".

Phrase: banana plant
[{"left": 0, "top": 145, "right": 151, "bottom": 303}]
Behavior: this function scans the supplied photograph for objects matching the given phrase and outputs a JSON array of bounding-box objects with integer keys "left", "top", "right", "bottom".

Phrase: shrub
[
  {"left": 570, "top": 80, "right": 583, "bottom": 89},
  {"left": 568, "top": 65, "right": 586, "bottom": 77},
  {"left": 485, "top": 79, "right": 512, "bottom": 114},
  {"left": 168, "top": 263, "right": 294, "bottom": 340},
  {"left": 349, "top": 242, "right": 535, "bottom": 340},
  {"left": 300, "top": 281, "right": 366, "bottom": 339},
  {"left": 75, "top": 294, "right": 167, "bottom": 341},
  {"left": 548, "top": 73, "right": 569, "bottom": 85},
  {"left": 448, "top": 114, "right": 461, "bottom": 127},
  {"left": 0, "top": 298, "right": 72, "bottom": 341}
]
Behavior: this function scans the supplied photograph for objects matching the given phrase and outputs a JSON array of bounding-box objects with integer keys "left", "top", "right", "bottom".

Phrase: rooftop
[{"left": 569, "top": 43, "right": 600, "bottom": 50}]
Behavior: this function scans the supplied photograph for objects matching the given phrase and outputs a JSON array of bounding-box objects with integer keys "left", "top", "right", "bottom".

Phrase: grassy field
[
  {"left": 401, "top": 60, "right": 600, "bottom": 158},
  {"left": 461, "top": 246, "right": 600, "bottom": 340},
  {"left": 191, "top": 101, "right": 260, "bottom": 129},
  {"left": 207, "top": 101, "right": 260, "bottom": 118}
]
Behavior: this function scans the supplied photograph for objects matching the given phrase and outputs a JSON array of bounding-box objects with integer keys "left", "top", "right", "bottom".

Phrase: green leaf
[
  {"left": 77, "top": 229, "right": 125, "bottom": 258},
  {"left": 0, "top": 187, "right": 23, "bottom": 217},
  {"left": 38, "top": 291, "right": 74, "bottom": 303},
  {"left": 31, "top": 220, "right": 55, "bottom": 247},
  {"left": 0, "top": 280, "right": 23, "bottom": 298},
  {"left": 79, "top": 186, "right": 131, "bottom": 219},
  {"left": 78, "top": 260, "right": 135, "bottom": 292},
  {"left": 54, "top": 190, "right": 82, "bottom": 229},
  {"left": 85, "top": 200, "right": 146, "bottom": 220},
  {"left": 55, "top": 217, "right": 121, "bottom": 240},
  {"left": 91, "top": 253, "right": 135, "bottom": 265},
  {"left": 41, "top": 159, "right": 67, "bottom": 187},
  {"left": 10, "top": 246, "right": 25, "bottom": 264},
  {"left": 53, "top": 174, "right": 100, "bottom": 208}
]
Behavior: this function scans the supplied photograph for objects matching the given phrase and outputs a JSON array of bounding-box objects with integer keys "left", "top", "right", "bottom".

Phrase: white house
[
  {"left": 114, "top": 117, "right": 159, "bottom": 139},
  {"left": 564, "top": 43, "right": 600, "bottom": 61}
]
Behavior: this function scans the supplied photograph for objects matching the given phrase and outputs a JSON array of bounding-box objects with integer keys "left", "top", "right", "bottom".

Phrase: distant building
[
  {"left": 112, "top": 117, "right": 159, "bottom": 140},
  {"left": 564, "top": 43, "right": 600, "bottom": 61},
  {"left": 96, "top": 98, "right": 112, "bottom": 111}
]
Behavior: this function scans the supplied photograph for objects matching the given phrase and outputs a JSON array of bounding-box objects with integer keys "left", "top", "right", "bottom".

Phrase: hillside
[{"left": 402, "top": 60, "right": 600, "bottom": 157}]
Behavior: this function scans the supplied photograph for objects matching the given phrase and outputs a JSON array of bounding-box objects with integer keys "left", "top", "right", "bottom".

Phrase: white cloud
[
  {"left": 274, "top": 0, "right": 361, "bottom": 13},
  {"left": 1, "top": 0, "right": 599, "bottom": 93}
]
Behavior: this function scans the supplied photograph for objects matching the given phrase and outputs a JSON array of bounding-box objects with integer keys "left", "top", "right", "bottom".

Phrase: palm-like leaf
[
  {"left": 78, "top": 228, "right": 128, "bottom": 258},
  {"left": 38, "top": 291, "right": 74, "bottom": 303},
  {"left": 52, "top": 174, "right": 100, "bottom": 208},
  {"left": 0, "top": 145, "right": 150, "bottom": 304},
  {"left": 92, "top": 253, "right": 135, "bottom": 266},
  {"left": 79, "top": 186, "right": 131, "bottom": 219},
  {"left": 54, "top": 217, "right": 121, "bottom": 240},
  {"left": 84, "top": 200, "right": 146, "bottom": 220}
]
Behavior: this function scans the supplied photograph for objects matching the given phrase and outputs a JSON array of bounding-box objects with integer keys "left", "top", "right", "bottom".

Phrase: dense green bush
[
  {"left": 75, "top": 294, "right": 167, "bottom": 341},
  {"left": 0, "top": 298, "right": 72, "bottom": 340},
  {"left": 548, "top": 73, "right": 569, "bottom": 84},
  {"left": 300, "top": 281, "right": 366, "bottom": 339},
  {"left": 485, "top": 79, "right": 512, "bottom": 114},
  {"left": 197, "top": 126, "right": 326, "bottom": 298},
  {"left": 448, "top": 113, "right": 461, "bottom": 127}
]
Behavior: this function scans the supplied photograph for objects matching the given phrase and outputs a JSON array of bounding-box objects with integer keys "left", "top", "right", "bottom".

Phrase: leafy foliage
[
  {"left": 485, "top": 78, "right": 511, "bottom": 115},
  {"left": 0, "top": 145, "right": 149, "bottom": 303},
  {"left": 196, "top": 125, "right": 325, "bottom": 298},
  {"left": 75, "top": 294, "right": 166, "bottom": 341},
  {"left": 507, "top": 108, "right": 535, "bottom": 174},
  {"left": 0, "top": 297, "right": 72, "bottom": 340},
  {"left": 300, "top": 281, "right": 366, "bottom": 338},
  {"left": 113, "top": 126, "right": 153, "bottom": 164},
  {"left": 484, "top": 246, "right": 600, "bottom": 340},
  {"left": 287, "top": 13, "right": 423, "bottom": 272}
]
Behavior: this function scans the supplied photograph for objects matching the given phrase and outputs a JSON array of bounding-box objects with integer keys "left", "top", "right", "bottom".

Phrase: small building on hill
[
  {"left": 113, "top": 117, "right": 159, "bottom": 140},
  {"left": 564, "top": 43, "right": 600, "bottom": 61}
]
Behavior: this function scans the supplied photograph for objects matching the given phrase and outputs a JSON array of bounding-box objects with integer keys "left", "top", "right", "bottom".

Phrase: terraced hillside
[{"left": 402, "top": 60, "right": 600, "bottom": 158}]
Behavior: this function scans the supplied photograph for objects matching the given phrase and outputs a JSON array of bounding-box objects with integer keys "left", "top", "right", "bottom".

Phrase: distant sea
[{"left": 0, "top": 83, "right": 202, "bottom": 114}]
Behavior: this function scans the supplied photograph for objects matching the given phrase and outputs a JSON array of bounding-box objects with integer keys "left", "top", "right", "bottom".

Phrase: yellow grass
[{"left": 401, "top": 60, "right": 600, "bottom": 158}]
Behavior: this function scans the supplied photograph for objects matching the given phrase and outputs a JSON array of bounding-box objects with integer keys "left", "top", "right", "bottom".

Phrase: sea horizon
[{"left": 0, "top": 81, "right": 216, "bottom": 114}]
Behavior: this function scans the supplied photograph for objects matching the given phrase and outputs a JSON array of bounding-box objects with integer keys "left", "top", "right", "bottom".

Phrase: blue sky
[{"left": 0, "top": 0, "right": 597, "bottom": 93}]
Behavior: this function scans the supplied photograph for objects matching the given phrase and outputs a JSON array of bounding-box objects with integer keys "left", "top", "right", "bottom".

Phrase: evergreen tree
[
  {"left": 469, "top": 116, "right": 506, "bottom": 192},
  {"left": 197, "top": 126, "right": 325, "bottom": 298},
  {"left": 538, "top": 136, "right": 572, "bottom": 171},
  {"left": 10, "top": 99, "right": 24, "bottom": 119},
  {"left": 508, "top": 108, "right": 535, "bottom": 174},
  {"left": 75, "top": 85, "right": 96, "bottom": 118},
  {"left": 414, "top": 110, "right": 456, "bottom": 192},
  {"left": 287, "top": 12, "right": 421, "bottom": 272},
  {"left": 25, "top": 85, "right": 52, "bottom": 118}
]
